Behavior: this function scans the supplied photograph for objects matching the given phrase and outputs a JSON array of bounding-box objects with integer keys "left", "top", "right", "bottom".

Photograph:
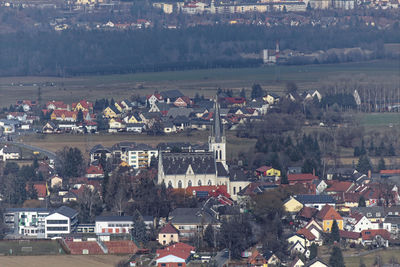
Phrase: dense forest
[{"left": 0, "top": 24, "right": 399, "bottom": 76}]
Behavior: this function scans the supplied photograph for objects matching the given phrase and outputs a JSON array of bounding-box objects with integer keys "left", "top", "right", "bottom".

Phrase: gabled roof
[
  {"left": 294, "top": 194, "right": 335, "bottom": 204},
  {"left": 325, "top": 181, "right": 354, "bottom": 193},
  {"left": 316, "top": 204, "right": 342, "bottom": 221},
  {"left": 339, "top": 230, "right": 360, "bottom": 240},
  {"left": 156, "top": 242, "right": 194, "bottom": 261},
  {"left": 160, "top": 90, "right": 184, "bottom": 100},
  {"left": 52, "top": 206, "right": 78, "bottom": 218},
  {"left": 298, "top": 206, "right": 318, "bottom": 219},
  {"left": 288, "top": 173, "right": 318, "bottom": 182},
  {"left": 86, "top": 165, "right": 104, "bottom": 175},
  {"left": 305, "top": 257, "right": 328, "bottom": 267},
  {"left": 361, "top": 229, "right": 390, "bottom": 240},
  {"left": 296, "top": 228, "right": 316, "bottom": 241},
  {"left": 95, "top": 216, "right": 133, "bottom": 222},
  {"left": 159, "top": 223, "right": 179, "bottom": 234}
]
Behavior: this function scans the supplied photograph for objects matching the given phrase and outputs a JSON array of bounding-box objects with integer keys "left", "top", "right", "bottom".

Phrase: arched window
[
  {"left": 219, "top": 150, "right": 222, "bottom": 160},
  {"left": 208, "top": 180, "right": 212, "bottom": 186},
  {"left": 215, "top": 151, "right": 218, "bottom": 159},
  {"left": 233, "top": 187, "right": 236, "bottom": 195},
  {"left": 178, "top": 180, "right": 182, "bottom": 188},
  {"left": 188, "top": 180, "right": 192, "bottom": 187},
  {"left": 198, "top": 180, "right": 202, "bottom": 186},
  {"left": 168, "top": 181, "right": 173, "bottom": 188}
]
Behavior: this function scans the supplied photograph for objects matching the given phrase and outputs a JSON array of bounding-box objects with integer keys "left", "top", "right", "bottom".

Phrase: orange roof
[
  {"left": 51, "top": 110, "right": 77, "bottom": 118},
  {"left": 316, "top": 204, "right": 342, "bottom": 221},
  {"left": 380, "top": 169, "right": 400, "bottom": 175},
  {"left": 72, "top": 100, "right": 93, "bottom": 110},
  {"left": 156, "top": 242, "right": 194, "bottom": 260},
  {"left": 361, "top": 229, "right": 390, "bottom": 240},
  {"left": 86, "top": 165, "right": 104, "bottom": 175},
  {"left": 297, "top": 228, "right": 316, "bottom": 241},
  {"left": 47, "top": 100, "right": 68, "bottom": 109},
  {"left": 325, "top": 181, "right": 353, "bottom": 193}
]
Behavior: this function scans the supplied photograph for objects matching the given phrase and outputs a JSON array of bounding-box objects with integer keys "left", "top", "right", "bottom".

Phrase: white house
[
  {"left": 45, "top": 206, "right": 78, "bottom": 238},
  {"left": 95, "top": 216, "right": 133, "bottom": 236},
  {"left": 0, "top": 146, "right": 21, "bottom": 161}
]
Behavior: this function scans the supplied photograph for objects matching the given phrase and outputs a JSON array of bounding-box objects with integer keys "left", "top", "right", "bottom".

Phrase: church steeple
[{"left": 209, "top": 96, "right": 226, "bottom": 165}]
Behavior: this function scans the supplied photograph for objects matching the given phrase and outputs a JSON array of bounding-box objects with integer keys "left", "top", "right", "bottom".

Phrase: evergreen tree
[
  {"left": 204, "top": 223, "right": 215, "bottom": 248},
  {"left": 280, "top": 172, "right": 288, "bottom": 184},
  {"left": 251, "top": 84, "right": 264, "bottom": 99},
  {"left": 356, "top": 154, "right": 371, "bottom": 174},
  {"left": 76, "top": 109, "right": 84, "bottom": 123},
  {"left": 378, "top": 158, "right": 386, "bottom": 171},
  {"left": 27, "top": 183, "right": 38, "bottom": 200},
  {"left": 330, "top": 220, "right": 340, "bottom": 243},
  {"left": 388, "top": 143, "right": 396, "bottom": 156},
  {"left": 329, "top": 246, "right": 345, "bottom": 267},
  {"left": 131, "top": 209, "right": 148, "bottom": 245},
  {"left": 309, "top": 243, "right": 318, "bottom": 260},
  {"left": 239, "top": 88, "right": 246, "bottom": 98},
  {"left": 358, "top": 196, "right": 366, "bottom": 207}
]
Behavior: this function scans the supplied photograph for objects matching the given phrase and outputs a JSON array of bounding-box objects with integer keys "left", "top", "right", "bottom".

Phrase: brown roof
[
  {"left": 316, "top": 204, "right": 343, "bottom": 221},
  {"left": 159, "top": 223, "right": 179, "bottom": 234},
  {"left": 361, "top": 229, "right": 391, "bottom": 240},
  {"left": 298, "top": 206, "right": 318, "bottom": 219},
  {"left": 297, "top": 228, "right": 316, "bottom": 241},
  {"left": 325, "top": 181, "right": 353, "bottom": 193},
  {"left": 339, "top": 230, "right": 360, "bottom": 240}
]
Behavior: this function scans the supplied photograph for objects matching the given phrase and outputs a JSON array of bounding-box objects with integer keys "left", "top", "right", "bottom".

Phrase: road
[{"left": 0, "top": 140, "right": 60, "bottom": 167}]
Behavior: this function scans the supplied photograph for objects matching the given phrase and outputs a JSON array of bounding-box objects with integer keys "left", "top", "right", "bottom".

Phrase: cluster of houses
[{"left": 1, "top": 88, "right": 324, "bottom": 137}]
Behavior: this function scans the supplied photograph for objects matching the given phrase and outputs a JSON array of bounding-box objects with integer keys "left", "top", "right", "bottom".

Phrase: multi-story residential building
[
  {"left": 4, "top": 208, "right": 50, "bottom": 238},
  {"left": 127, "top": 144, "right": 158, "bottom": 169},
  {"left": 45, "top": 206, "right": 78, "bottom": 238}
]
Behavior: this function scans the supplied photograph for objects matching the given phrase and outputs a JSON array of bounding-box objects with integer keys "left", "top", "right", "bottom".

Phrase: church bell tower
[{"left": 209, "top": 97, "right": 226, "bottom": 166}]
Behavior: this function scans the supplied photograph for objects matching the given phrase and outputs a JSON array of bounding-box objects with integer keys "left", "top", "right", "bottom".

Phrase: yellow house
[
  {"left": 263, "top": 93, "right": 280, "bottom": 105},
  {"left": 158, "top": 223, "right": 179, "bottom": 246},
  {"left": 316, "top": 205, "right": 343, "bottom": 232},
  {"left": 284, "top": 197, "right": 304, "bottom": 213},
  {"left": 256, "top": 166, "right": 281, "bottom": 177},
  {"left": 125, "top": 114, "right": 142, "bottom": 124},
  {"left": 103, "top": 106, "right": 120, "bottom": 118}
]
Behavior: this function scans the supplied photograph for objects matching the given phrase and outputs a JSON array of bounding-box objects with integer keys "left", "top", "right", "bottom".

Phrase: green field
[
  {"left": 344, "top": 248, "right": 400, "bottom": 267},
  {"left": 0, "top": 240, "right": 64, "bottom": 256},
  {"left": 0, "top": 59, "right": 398, "bottom": 107},
  {"left": 358, "top": 113, "right": 400, "bottom": 127}
]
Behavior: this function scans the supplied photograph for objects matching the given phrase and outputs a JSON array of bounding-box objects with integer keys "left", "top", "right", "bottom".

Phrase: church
[{"left": 157, "top": 99, "right": 250, "bottom": 199}]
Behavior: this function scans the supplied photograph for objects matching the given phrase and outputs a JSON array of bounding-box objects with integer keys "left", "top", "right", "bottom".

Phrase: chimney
[{"left": 368, "top": 170, "right": 371, "bottom": 178}]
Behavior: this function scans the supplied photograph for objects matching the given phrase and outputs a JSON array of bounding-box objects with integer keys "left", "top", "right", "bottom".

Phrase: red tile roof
[
  {"left": 325, "top": 181, "right": 354, "bottom": 193},
  {"left": 156, "top": 242, "right": 194, "bottom": 261},
  {"left": 298, "top": 206, "right": 318, "bottom": 219},
  {"left": 339, "top": 230, "right": 360, "bottom": 240},
  {"left": 47, "top": 100, "right": 68, "bottom": 110},
  {"left": 297, "top": 228, "right": 316, "bottom": 241},
  {"left": 224, "top": 97, "right": 246, "bottom": 104},
  {"left": 380, "top": 170, "right": 400, "bottom": 175},
  {"left": 316, "top": 204, "right": 342, "bottom": 221},
  {"left": 361, "top": 229, "right": 391, "bottom": 240},
  {"left": 159, "top": 223, "right": 179, "bottom": 234},
  {"left": 26, "top": 182, "right": 47, "bottom": 198},
  {"left": 51, "top": 110, "right": 77, "bottom": 119},
  {"left": 256, "top": 166, "right": 272, "bottom": 173},
  {"left": 86, "top": 165, "right": 104, "bottom": 175}
]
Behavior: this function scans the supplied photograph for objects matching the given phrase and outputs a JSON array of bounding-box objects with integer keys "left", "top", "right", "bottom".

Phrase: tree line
[{"left": 0, "top": 24, "right": 399, "bottom": 76}]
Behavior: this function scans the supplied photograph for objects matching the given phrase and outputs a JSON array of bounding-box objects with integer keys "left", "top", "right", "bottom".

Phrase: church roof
[{"left": 161, "top": 152, "right": 227, "bottom": 177}]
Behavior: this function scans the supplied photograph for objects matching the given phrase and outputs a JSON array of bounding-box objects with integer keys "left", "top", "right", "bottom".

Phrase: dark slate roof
[
  {"left": 169, "top": 208, "right": 218, "bottom": 225},
  {"left": 160, "top": 90, "right": 184, "bottom": 100},
  {"left": 6, "top": 208, "right": 49, "bottom": 213},
  {"left": 294, "top": 194, "right": 336, "bottom": 204},
  {"left": 95, "top": 216, "right": 134, "bottom": 222},
  {"left": 161, "top": 152, "right": 218, "bottom": 175},
  {"left": 3, "top": 146, "right": 20, "bottom": 154},
  {"left": 216, "top": 162, "right": 229, "bottom": 177},
  {"left": 52, "top": 206, "right": 78, "bottom": 218},
  {"left": 90, "top": 144, "right": 111, "bottom": 154},
  {"left": 351, "top": 206, "right": 385, "bottom": 218},
  {"left": 167, "top": 108, "right": 193, "bottom": 118},
  {"left": 157, "top": 142, "right": 193, "bottom": 152}
]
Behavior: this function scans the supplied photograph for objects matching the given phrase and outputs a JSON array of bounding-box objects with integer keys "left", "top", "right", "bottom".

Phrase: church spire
[{"left": 213, "top": 96, "right": 223, "bottom": 143}]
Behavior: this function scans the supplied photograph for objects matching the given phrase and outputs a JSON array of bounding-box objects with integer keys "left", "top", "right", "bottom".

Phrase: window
[
  {"left": 46, "top": 227, "right": 68, "bottom": 231},
  {"left": 168, "top": 181, "right": 173, "bottom": 188},
  {"left": 47, "top": 220, "right": 68, "bottom": 224},
  {"left": 188, "top": 180, "right": 192, "bottom": 187},
  {"left": 178, "top": 180, "right": 182, "bottom": 188},
  {"left": 161, "top": 264, "right": 166, "bottom": 267},
  {"left": 376, "top": 213, "right": 381, "bottom": 217},
  {"left": 163, "top": 235, "right": 166, "bottom": 237},
  {"left": 208, "top": 180, "right": 212, "bottom": 186},
  {"left": 198, "top": 180, "right": 202, "bottom": 186},
  {"left": 367, "top": 213, "right": 372, "bottom": 217}
]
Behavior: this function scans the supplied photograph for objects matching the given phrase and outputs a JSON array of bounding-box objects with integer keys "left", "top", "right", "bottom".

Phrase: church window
[
  {"left": 178, "top": 180, "right": 182, "bottom": 188},
  {"left": 215, "top": 151, "right": 218, "bottom": 159},
  {"left": 198, "top": 180, "right": 202, "bottom": 186},
  {"left": 219, "top": 150, "right": 222, "bottom": 160},
  {"left": 208, "top": 180, "right": 212, "bottom": 186},
  {"left": 233, "top": 187, "right": 236, "bottom": 195},
  {"left": 168, "top": 181, "right": 173, "bottom": 188},
  {"left": 188, "top": 180, "right": 192, "bottom": 187}
]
